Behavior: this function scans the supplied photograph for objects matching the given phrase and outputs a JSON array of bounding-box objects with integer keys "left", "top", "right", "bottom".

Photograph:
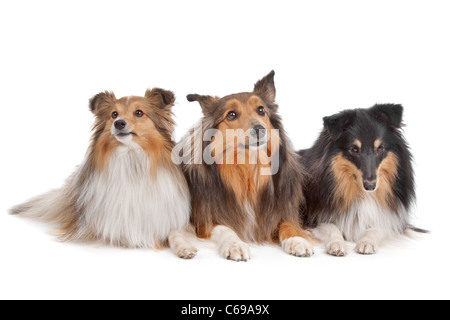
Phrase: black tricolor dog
[{"left": 299, "top": 104, "right": 426, "bottom": 256}]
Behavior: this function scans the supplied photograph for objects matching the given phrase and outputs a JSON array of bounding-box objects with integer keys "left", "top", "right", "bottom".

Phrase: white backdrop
[{"left": 1, "top": 0, "right": 449, "bottom": 300}]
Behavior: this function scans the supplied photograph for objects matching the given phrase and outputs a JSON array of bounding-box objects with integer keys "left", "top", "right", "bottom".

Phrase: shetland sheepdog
[
  {"left": 299, "top": 104, "right": 425, "bottom": 256},
  {"left": 177, "top": 71, "right": 314, "bottom": 261},
  {"left": 11, "top": 88, "right": 196, "bottom": 258}
]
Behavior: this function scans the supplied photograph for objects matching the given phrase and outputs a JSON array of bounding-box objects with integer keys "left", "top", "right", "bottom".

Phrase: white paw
[
  {"left": 220, "top": 241, "right": 251, "bottom": 262},
  {"left": 175, "top": 246, "right": 198, "bottom": 260},
  {"left": 282, "top": 237, "right": 314, "bottom": 257},
  {"left": 326, "top": 240, "right": 348, "bottom": 257},
  {"left": 355, "top": 240, "right": 377, "bottom": 255}
]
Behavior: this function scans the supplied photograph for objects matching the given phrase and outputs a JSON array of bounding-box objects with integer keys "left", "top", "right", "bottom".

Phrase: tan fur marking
[
  {"left": 354, "top": 139, "right": 362, "bottom": 148},
  {"left": 196, "top": 223, "right": 214, "bottom": 239},
  {"left": 93, "top": 131, "right": 121, "bottom": 170},
  {"left": 332, "top": 152, "right": 399, "bottom": 211},
  {"left": 375, "top": 152, "right": 399, "bottom": 208},
  {"left": 374, "top": 139, "right": 382, "bottom": 149},
  {"left": 248, "top": 95, "right": 264, "bottom": 106},
  {"left": 218, "top": 163, "right": 270, "bottom": 205},
  {"left": 331, "top": 153, "right": 364, "bottom": 211},
  {"left": 153, "top": 241, "right": 165, "bottom": 251},
  {"left": 223, "top": 99, "right": 241, "bottom": 112},
  {"left": 278, "top": 222, "right": 314, "bottom": 243}
]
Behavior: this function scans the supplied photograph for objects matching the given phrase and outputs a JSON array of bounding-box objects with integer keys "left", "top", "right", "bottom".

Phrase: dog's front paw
[
  {"left": 326, "top": 240, "right": 348, "bottom": 257},
  {"left": 282, "top": 237, "right": 314, "bottom": 257},
  {"left": 355, "top": 240, "right": 377, "bottom": 255},
  {"left": 175, "top": 246, "right": 198, "bottom": 260},
  {"left": 220, "top": 241, "right": 251, "bottom": 262}
]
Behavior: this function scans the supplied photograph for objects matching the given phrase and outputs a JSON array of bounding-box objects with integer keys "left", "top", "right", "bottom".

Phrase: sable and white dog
[
  {"left": 176, "top": 71, "right": 314, "bottom": 261},
  {"left": 11, "top": 88, "right": 196, "bottom": 258}
]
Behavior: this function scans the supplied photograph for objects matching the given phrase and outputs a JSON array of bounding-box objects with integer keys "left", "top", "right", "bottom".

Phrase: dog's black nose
[
  {"left": 363, "top": 180, "right": 377, "bottom": 191},
  {"left": 114, "top": 120, "right": 127, "bottom": 130},
  {"left": 250, "top": 124, "right": 266, "bottom": 139}
]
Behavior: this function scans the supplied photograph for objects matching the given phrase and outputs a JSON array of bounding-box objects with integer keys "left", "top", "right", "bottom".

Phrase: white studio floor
[{"left": 0, "top": 210, "right": 443, "bottom": 300}]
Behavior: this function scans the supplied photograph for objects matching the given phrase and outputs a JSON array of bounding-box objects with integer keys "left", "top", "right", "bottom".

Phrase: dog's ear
[
  {"left": 370, "top": 104, "right": 404, "bottom": 128},
  {"left": 323, "top": 111, "right": 355, "bottom": 140},
  {"left": 89, "top": 91, "right": 116, "bottom": 114},
  {"left": 253, "top": 70, "right": 276, "bottom": 103},
  {"left": 186, "top": 94, "right": 219, "bottom": 115},
  {"left": 145, "top": 88, "right": 176, "bottom": 109}
]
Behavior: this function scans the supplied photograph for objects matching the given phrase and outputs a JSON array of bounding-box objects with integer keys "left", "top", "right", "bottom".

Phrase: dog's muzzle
[{"left": 113, "top": 119, "right": 135, "bottom": 138}]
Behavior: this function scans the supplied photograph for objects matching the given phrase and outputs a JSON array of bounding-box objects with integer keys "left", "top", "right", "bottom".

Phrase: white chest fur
[
  {"left": 333, "top": 193, "right": 407, "bottom": 242},
  {"left": 78, "top": 144, "right": 190, "bottom": 248}
]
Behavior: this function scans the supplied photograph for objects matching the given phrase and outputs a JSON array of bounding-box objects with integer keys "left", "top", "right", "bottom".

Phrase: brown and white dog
[
  {"left": 176, "top": 71, "right": 314, "bottom": 261},
  {"left": 11, "top": 89, "right": 196, "bottom": 258}
]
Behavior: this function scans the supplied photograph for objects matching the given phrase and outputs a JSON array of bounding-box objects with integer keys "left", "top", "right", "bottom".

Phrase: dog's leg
[
  {"left": 279, "top": 222, "right": 314, "bottom": 257},
  {"left": 312, "top": 223, "right": 348, "bottom": 257},
  {"left": 211, "top": 225, "right": 250, "bottom": 262},
  {"left": 355, "top": 228, "right": 384, "bottom": 255},
  {"left": 168, "top": 228, "right": 198, "bottom": 259}
]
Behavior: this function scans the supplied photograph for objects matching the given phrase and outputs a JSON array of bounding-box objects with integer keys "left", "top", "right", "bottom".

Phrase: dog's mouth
[
  {"left": 246, "top": 140, "right": 268, "bottom": 150},
  {"left": 115, "top": 132, "right": 137, "bottom": 138},
  {"left": 248, "top": 134, "right": 269, "bottom": 149},
  {"left": 237, "top": 139, "right": 269, "bottom": 150}
]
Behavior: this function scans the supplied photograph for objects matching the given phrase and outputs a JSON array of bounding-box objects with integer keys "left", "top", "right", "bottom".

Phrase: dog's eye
[
  {"left": 377, "top": 145, "right": 385, "bottom": 154},
  {"left": 350, "top": 146, "right": 360, "bottom": 154},
  {"left": 112, "top": 111, "right": 119, "bottom": 119},
  {"left": 257, "top": 106, "right": 266, "bottom": 116},
  {"left": 135, "top": 110, "right": 144, "bottom": 118},
  {"left": 227, "top": 111, "right": 237, "bottom": 121}
]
